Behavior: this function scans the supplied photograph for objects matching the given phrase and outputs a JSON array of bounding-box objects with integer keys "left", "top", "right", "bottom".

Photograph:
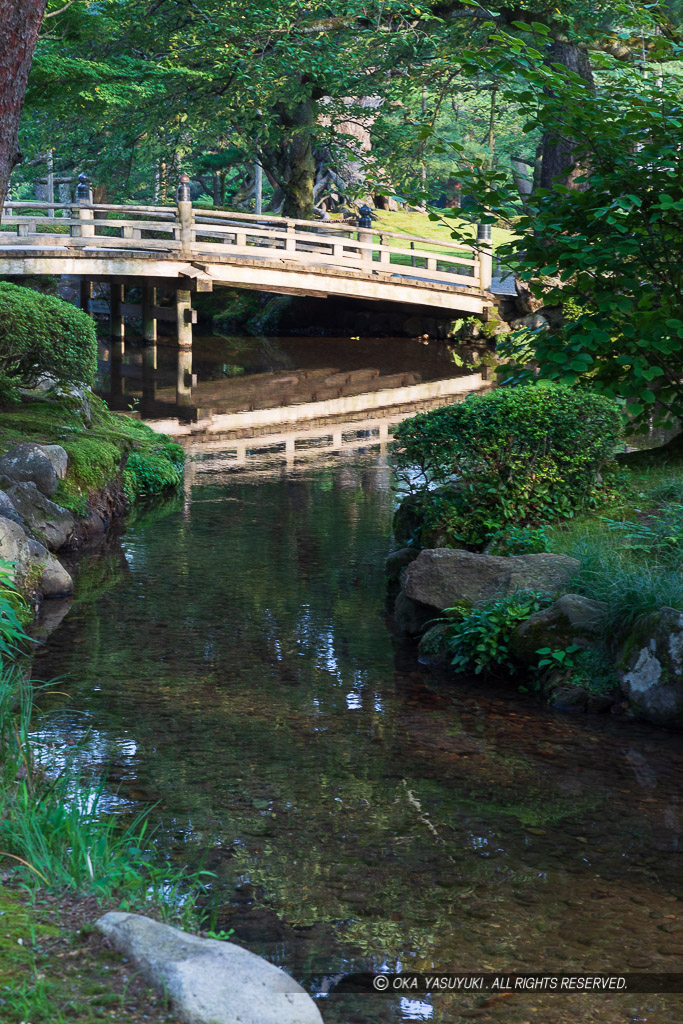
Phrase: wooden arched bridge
[{"left": 0, "top": 185, "right": 493, "bottom": 354}]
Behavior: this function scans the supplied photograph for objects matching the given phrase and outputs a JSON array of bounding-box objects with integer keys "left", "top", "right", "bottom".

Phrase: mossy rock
[
  {"left": 510, "top": 594, "right": 606, "bottom": 665},
  {"left": 418, "top": 622, "right": 454, "bottom": 665},
  {"left": 618, "top": 606, "right": 683, "bottom": 727},
  {"left": 392, "top": 485, "right": 461, "bottom": 548}
]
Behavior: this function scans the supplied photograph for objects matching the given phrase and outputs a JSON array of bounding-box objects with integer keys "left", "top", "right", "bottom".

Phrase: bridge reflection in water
[{"left": 97, "top": 332, "right": 488, "bottom": 442}]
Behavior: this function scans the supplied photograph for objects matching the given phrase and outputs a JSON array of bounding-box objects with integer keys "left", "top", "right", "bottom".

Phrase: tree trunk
[
  {"left": 265, "top": 96, "right": 316, "bottom": 219},
  {"left": 0, "top": 0, "right": 47, "bottom": 221},
  {"left": 540, "top": 41, "right": 594, "bottom": 189}
]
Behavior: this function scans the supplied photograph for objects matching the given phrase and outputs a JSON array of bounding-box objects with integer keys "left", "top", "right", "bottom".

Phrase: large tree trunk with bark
[
  {"left": 0, "top": 0, "right": 47, "bottom": 222},
  {"left": 540, "top": 40, "right": 594, "bottom": 189},
  {"left": 265, "top": 96, "right": 316, "bottom": 219}
]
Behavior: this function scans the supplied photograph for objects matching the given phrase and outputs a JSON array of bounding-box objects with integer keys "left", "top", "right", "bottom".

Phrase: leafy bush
[
  {"left": 434, "top": 591, "right": 551, "bottom": 676},
  {"left": 486, "top": 525, "right": 550, "bottom": 556},
  {"left": 0, "top": 282, "right": 97, "bottom": 396},
  {"left": 393, "top": 383, "right": 622, "bottom": 548}
]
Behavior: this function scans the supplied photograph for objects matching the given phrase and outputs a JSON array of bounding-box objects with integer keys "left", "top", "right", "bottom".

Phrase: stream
[{"left": 32, "top": 365, "right": 683, "bottom": 1023}]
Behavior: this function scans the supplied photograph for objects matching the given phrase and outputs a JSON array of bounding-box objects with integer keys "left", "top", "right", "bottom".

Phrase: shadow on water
[{"left": 32, "top": 443, "right": 683, "bottom": 1023}]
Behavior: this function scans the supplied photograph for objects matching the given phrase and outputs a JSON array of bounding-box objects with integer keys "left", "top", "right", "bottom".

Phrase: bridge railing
[{"left": 0, "top": 180, "right": 492, "bottom": 291}]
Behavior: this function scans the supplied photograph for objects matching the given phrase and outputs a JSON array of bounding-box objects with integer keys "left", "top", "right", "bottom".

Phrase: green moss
[
  {"left": 0, "top": 394, "right": 184, "bottom": 512},
  {"left": 0, "top": 888, "right": 57, "bottom": 988}
]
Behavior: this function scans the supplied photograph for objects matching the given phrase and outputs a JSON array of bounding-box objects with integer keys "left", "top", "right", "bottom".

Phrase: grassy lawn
[{"left": 371, "top": 208, "right": 515, "bottom": 250}]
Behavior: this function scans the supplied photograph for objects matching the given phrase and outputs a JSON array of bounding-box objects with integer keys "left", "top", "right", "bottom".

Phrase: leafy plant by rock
[
  {"left": 393, "top": 383, "right": 622, "bottom": 548},
  {"left": 428, "top": 591, "right": 551, "bottom": 676},
  {"left": 0, "top": 283, "right": 97, "bottom": 400}
]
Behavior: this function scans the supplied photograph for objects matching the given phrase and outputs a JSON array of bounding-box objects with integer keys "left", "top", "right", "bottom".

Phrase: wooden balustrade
[{"left": 0, "top": 196, "right": 491, "bottom": 291}]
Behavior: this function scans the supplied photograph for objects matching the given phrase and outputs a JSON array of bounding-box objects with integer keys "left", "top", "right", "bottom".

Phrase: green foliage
[
  {"left": 122, "top": 444, "right": 184, "bottom": 503},
  {"left": 600, "top": 504, "right": 683, "bottom": 562},
  {"left": 438, "top": 26, "right": 683, "bottom": 430},
  {"left": 550, "top": 471, "right": 683, "bottom": 635},
  {"left": 0, "top": 283, "right": 97, "bottom": 398},
  {"left": 536, "top": 643, "right": 584, "bottom": 671},
  {"left": 0, "top": 563, "right": 30, "bottom": 665},
  {"left": 533, "top": 644, "right": 618, "bottom": 697},
  {"left": 436, "top": 591, "right": 551, "bottom": 676},
  {"left": 394, "top": 384, "right": 622, "bottom": 548},
  {"left": 486, "top": 525, "right": 550, "bottom": 556}
]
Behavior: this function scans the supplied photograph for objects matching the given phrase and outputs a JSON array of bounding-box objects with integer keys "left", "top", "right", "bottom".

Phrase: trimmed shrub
[
  {"left": 393, "top": 383, "right": 622, "bottom": 548},
  {"left": 0, "top": 282, "right": 97, "bottom": 395}
]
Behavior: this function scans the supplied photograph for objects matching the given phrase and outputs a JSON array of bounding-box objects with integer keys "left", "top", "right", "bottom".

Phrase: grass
[
  {"left": 546, "top": 461, "right": 683, "bottom": 638},
  {"left": 0, "top": 566, "right": 207, "bottom": 1021},
  {"left": 371, "top": 208, "right": 515, "bottom": 250},
  {"left": 0, "top": 887, "right": 175, "bottom": 1023}
]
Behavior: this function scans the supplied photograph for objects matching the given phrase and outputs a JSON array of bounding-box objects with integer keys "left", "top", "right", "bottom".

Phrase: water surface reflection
[{"left": 34, "top": 447, "right": 683, "bottom": 1023}]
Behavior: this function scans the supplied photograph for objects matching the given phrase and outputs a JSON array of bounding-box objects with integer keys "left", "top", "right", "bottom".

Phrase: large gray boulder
[
  {"left": 41, "top": 444, "right": 68, "bottom": 480},
  {"left": 0, "top": 517, "right": 73, "bottom": 597},
  {"left": 28, "top": 539, "right": 74, "bottom": 597},
  {"left": 0, "top": 516, "right": 30, "bottom": 564},
  {"left": 0, "top": 443, "right": 60, "bottom": 496},
  {"left": 402, "top": 548, "right": 578, "bottom": 609},
  {"left": 5, "top": 481, "right": 75, "bottom": 551},
  {"left": 95, "top": 912, "right": 324, "bottom": 1024},
  {"left": 619, "top": 608, "right": 683, "bottom": 727},
  {"left": 396, "top": 548, "right": 579, "bottom": 636}
]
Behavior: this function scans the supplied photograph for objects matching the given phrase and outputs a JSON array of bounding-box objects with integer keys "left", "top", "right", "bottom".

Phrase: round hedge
[
  {"left": 393, "top": 382, "right": 623, "bottom": 547},
  {"left": 0, "top": 281, "right": 97, "bottom": 391}
]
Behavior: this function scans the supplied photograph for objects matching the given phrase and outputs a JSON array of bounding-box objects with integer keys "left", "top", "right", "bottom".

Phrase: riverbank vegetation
[
  {"left": 392, "top": 382, "right": 683, "bottom": 719},
  {"left": 0, "top": 280, "right": 195, "bottom": 1017}
]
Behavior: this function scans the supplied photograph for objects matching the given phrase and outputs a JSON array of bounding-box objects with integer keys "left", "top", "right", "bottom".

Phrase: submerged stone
[{"left": 96, "top": 912, "right": 323, "bottom": 1024}]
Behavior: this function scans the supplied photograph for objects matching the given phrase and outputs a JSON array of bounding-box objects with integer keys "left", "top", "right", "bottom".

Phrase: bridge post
[
  {"left": 177, "top": 175, "right": 194, "bottom": 255},
  {"left": 110, "top": 282, "right": 125, "bottom": 348},
  {"left": 142, "top": 283, "right": 157, "bottom": 344},
  {"left": 358, "top": 204, "right": 373, "bottom": 265},
  {"left": 477, "top": 222, "right": 493, "bottom": 291},
  {"left": 76, "top": 173, "right": 94, "bottom": 238},
  {"left": 79, "top": 279, "right": 93, "bottom": 314}
]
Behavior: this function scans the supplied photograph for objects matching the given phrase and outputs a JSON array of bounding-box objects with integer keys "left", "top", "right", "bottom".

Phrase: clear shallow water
[{"left": 33, "top": 447, "right": 683, "bottom": 1023}]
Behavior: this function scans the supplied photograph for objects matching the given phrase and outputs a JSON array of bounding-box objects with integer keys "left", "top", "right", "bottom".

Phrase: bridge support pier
[
  {"left": 79, "top": 278, "right": 92, "bottom": 314},
  {"left": 110, "top": 283, "right": 125, "bottom": 349},
  {"left": 176, "top": 287, "right": 194, "bottom": 407},
  {"left": 142, "top": 283, "right": 157, "bottom": 345}
]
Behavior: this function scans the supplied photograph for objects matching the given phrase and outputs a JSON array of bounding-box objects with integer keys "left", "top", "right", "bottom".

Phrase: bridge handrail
[
  {"left": 2, "top": 200, "right": 475, "bottom": 252},
  {"left": 0, "top": 186, "right": 492, "bottom": 290}
]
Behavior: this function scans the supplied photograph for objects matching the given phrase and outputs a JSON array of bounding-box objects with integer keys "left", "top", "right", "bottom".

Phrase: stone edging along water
[
  {"left": 96, "top": 912, "right": 323, "bottom": 1024},
  {"left": 391, "top": 547, "right": 683, "bottom": 730}
]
